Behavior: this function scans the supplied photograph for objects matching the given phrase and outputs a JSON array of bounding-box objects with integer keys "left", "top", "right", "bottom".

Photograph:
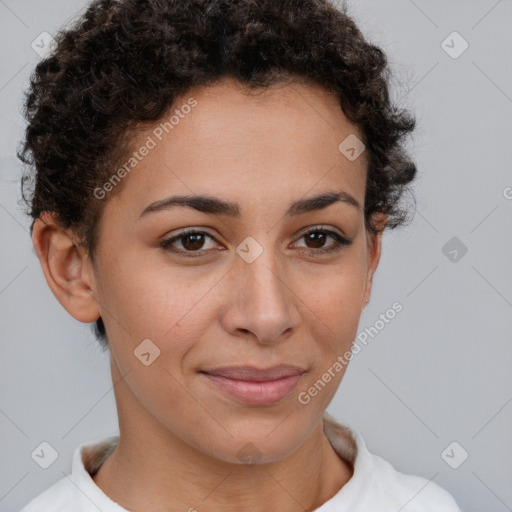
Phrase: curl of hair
[{"left": 18, "top": 0, "right": 417, "bottom": 349}]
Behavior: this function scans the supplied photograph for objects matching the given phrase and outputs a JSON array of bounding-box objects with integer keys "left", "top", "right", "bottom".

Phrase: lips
[
  {"left": 201, "top": 365, "right": 306, "bottom": 381},
  {"left": 200, "top": 365, "right": 306, "bottom": 406}
]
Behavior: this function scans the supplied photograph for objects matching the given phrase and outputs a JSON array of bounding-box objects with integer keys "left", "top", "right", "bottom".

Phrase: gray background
[{"left": 1, "top": 0, "right": 511, "bottom": 511}]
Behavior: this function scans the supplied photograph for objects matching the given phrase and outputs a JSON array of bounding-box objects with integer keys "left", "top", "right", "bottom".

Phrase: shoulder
[
  {"left": 20, "top": 476, "right": 75, "bottom": 512},
  {"left": 20, "top": 435, "right": 121, "bottom": 512},
  {"left": 368, "top": 449, "right": 462, "bottom": 511},
  {"left": 322, "top": 413, "right": 462, "bottom": 511}
]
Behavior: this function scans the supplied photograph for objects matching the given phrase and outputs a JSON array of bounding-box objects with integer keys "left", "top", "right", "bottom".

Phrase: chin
[{"left": 199, "top": 416, "right": 313, "bottom": 466}]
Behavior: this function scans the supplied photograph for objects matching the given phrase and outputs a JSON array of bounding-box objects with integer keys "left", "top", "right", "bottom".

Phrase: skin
[{"left": 32, "top": 76, "right": 387, "bottom": 512}]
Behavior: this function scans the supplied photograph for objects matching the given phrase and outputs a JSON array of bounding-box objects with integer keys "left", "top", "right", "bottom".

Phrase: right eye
[{"left": 159, "top": 228, "right": 224, "bottom": 257}]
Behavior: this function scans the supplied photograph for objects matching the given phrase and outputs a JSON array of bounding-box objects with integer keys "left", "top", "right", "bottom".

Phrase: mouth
[{"left": 199, "top": 365, "right": 306, "bottom": 406}]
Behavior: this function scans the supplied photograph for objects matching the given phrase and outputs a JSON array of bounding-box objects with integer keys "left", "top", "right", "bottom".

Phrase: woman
[{"left": 18, "top": 0, "right": 461, "bottom": 510}]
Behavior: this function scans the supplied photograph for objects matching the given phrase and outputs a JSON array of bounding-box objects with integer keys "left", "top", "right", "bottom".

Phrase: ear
[
  {"left": 361, "top": 213, "right": 388, "bottom": 309},
  {"left": 31, "top": 212, "right": 101, "bottom": 323}
]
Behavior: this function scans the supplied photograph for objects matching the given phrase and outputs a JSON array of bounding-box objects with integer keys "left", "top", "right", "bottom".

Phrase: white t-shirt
[{"left": 20, "top": 413, "right": 461, "bottom": 511}]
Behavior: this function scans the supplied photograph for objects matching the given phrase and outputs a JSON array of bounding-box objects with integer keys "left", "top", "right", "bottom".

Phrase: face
[{"left": 78, "top": 77, "right": 383, "bottom": 463}]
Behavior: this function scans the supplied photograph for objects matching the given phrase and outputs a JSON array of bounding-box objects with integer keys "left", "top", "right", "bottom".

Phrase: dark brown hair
[{"left": 18, "top": 0, "right": 417, "bottom": 349}]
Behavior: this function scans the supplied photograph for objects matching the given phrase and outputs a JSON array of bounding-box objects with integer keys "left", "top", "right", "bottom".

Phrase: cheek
[
  {"left": 297, "top": 257, "right": 367, "bottom": 335},
  {"left": 97, "top": 262, "right": 210, "bottom": 417},
  {"left": 293, "top": 270, "right": 364, "bottom": 412},
  {"left": 98, "top": 255, "right": 219, "bottom": 342},
  {"left": 293, "top": 254, "right": 367, "bottom": 396}
]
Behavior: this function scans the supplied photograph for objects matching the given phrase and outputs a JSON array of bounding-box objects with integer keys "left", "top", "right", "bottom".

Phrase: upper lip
[{"left": 201, "top": 365, "right": 306, "bottom": 381}]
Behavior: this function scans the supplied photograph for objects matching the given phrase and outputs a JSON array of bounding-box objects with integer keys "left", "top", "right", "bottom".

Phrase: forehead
[{"left": 105, "top": 77, "right": 367, "bottom": 217}]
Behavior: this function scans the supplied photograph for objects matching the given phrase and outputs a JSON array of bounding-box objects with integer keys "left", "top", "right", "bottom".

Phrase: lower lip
[{"left": 201, "top": 373, "right": 303, "bottom": 406}]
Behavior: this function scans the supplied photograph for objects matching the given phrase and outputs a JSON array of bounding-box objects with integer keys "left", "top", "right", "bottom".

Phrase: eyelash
[{"left": 158, "top": 226, "right": 352, "bottom": 258}]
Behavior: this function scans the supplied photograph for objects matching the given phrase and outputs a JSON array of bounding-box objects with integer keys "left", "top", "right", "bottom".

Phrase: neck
[{"left": 93, "top": 362, "right": 353, "bottom": 512}]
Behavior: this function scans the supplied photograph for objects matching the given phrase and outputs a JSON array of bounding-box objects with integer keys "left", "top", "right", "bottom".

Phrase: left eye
[
  {"left": 159, "top": 227, "right": 352, "bottom": 257},
  {"left": 293, "top": 228, "right": 352, "bottom": 254}
]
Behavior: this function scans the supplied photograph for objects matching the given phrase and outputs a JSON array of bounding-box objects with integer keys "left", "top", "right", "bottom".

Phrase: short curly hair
[{"left": 18, "top": 0, "right": 417, "bottom": 349}]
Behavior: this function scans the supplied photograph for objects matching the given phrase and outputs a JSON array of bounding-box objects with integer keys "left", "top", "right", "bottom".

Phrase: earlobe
[{"left": 32, "top": 213, "right": 101, "bottom": 323}]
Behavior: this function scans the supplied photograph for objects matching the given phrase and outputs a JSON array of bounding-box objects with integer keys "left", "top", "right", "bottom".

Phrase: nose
[{"left": 220, "top": 247, "right": 301, "bottom": 346}]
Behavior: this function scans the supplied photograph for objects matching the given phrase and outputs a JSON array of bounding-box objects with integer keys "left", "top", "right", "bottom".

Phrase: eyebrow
[{"left": 139, "top": 190, "right": 361, "bottom": 219}]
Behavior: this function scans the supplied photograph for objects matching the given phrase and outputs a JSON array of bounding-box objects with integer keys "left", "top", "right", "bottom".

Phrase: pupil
[
  {"left": 307, "top": 232, "right": 325, "bottom": 248},
  {"left": 183, "top": 234, "right": 204, "bottom": 250}
]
